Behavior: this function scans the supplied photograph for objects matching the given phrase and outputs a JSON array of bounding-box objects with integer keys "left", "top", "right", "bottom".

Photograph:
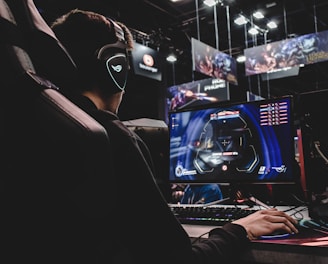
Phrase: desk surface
[
  {"left": 184, "top": 224, "right": 328, "bottom": 263},
  {"left": 181, "top": 205, "right": 328, "bottom": 263}
]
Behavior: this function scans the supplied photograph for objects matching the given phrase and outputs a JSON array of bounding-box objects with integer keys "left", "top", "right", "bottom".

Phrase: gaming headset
[{"left": 94, "top": 17, "right": 130, "bottom": 94}]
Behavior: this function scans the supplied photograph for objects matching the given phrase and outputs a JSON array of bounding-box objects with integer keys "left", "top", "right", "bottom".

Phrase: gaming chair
[
  {"left": 1, "top": 0, "right": 116, "bottom": 262},
  {"left": 4, "top": 0, "right": 79, "bottom": 95}
]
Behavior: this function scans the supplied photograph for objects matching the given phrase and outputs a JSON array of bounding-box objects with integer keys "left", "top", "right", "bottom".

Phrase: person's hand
[{"left": 232, "top": 208, "right": 299, "bottom": 240}]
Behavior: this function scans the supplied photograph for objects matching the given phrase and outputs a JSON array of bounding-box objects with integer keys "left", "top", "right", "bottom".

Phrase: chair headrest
[{"left": 5, "top": 0, "right": 79, "bottom": 97}]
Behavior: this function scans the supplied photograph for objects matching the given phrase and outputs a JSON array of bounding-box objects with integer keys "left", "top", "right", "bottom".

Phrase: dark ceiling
[{"left": 35, "top": 0, "right": 328, "bottom": 98}]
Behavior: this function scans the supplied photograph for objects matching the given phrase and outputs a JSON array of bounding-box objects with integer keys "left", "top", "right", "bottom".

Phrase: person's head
[{"left": 51, "top": 9, "right": 134, "bottom": 112}]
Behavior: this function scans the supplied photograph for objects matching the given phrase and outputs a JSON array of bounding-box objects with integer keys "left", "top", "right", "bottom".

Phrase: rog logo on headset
[
  {"left": 104, "top": 53, "right": 128, "bottom": 91},
  {"left": 111, "top": 64, "right": 123, "bottom": 72}
]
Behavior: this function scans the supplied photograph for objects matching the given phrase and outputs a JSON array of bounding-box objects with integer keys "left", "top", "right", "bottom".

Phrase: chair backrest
[
  {"left": 1, "top": 0, "right": 115, "bottom": 262},
  {"left": 5, "top": 0, "right": 79, "bottom": 95}
]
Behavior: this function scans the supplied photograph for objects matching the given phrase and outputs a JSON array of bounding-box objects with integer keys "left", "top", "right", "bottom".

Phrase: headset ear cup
[
  {"left": 104, "top": 53, "right": 129, "bottom": 91},
  {"left": 96, "top": 46, "right": 129, "bottom": 94}
]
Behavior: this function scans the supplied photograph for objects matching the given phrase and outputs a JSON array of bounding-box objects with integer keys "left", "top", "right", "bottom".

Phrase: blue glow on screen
[{"left": 168, "top": 96, "right": 295, "bottom": 184}]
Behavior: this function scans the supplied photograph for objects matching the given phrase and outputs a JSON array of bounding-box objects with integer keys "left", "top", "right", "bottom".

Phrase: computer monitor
[
  {"left": 295, "top": 90, "right": 328, "bottom": 223},
  {"left": 168, "top": 96, "right": 297, "bottom": 187}
]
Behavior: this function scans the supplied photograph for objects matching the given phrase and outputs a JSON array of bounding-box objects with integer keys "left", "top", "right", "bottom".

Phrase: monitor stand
[{"left": 203, "top": 184, "right": 271, "bottom": 209}]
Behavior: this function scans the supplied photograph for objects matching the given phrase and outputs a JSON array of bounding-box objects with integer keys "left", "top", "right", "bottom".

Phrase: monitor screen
[
  {"left": 167, "top": 78, "right": 229, "bottom": 111},
  {"left": 165, "top": 78, "right": 229, "bottom": 124},
  {"left": 168, "top": 96, "right": 297, "bottom": 185}
]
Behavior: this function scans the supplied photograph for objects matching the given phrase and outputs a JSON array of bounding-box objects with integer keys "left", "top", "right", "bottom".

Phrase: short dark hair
[{"left": 51, "top": 9, "right": 133, "bottom": 91}]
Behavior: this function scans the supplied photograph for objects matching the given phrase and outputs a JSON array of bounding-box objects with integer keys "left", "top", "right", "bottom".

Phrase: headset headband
[{"left": 108, "top": 18, "right": 126, "bottom": 43}]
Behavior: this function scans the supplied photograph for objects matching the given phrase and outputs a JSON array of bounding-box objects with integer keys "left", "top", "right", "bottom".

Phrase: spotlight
[
  {"left": 204, "top": 0, "right": 218, "bottom": 7},
  {"left": 166, "top": 54, "right": 177, "bottom": 62},
  {"left": 248, "top": 27, "right": 259, "bottom": 35},
  {"left": 267, "top": 21, "right": 277, "bottom": 29},
  {"left": 234, "top": 15, "right": 248, "bottom": 25}
]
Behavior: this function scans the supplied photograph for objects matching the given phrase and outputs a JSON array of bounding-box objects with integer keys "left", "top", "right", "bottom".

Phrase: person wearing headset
[{"left": 51, "top": 9, "right": 298, "bottom": 264}]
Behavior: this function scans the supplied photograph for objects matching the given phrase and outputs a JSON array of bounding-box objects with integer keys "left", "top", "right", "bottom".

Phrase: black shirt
[{"left": 76, "top": 95, "right": 251, "bottom": 264}]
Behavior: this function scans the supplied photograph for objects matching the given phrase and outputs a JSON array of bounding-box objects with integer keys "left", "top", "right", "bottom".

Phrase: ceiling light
[
  {"left": 253, "top": 11, "right": 264, "bottom": 19},
  {"left": 236, "top": 55, "right": 246, "bottom": 63},
  {"left": 234, "top": 15, "right": 247, "bottom": 25},
  {"left": 166, "top": 54, "right": 177, "bottom": 62},
  {"left": 203, "top": 0, "right": 218, "bottom": 7},
  {"left": 267, "top": 21, "right": 277, "bottom": 29},
  {"left": 248, "top": 27, "right": 259, "bottom": 35}
]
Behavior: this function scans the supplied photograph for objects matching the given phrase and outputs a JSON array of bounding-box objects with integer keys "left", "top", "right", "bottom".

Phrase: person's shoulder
[
  {"left": 93, "top": 110, "right": 130, "bottom": 133},
  {"left": 99, "top": 112, "right": 144, "bottom": 143}
]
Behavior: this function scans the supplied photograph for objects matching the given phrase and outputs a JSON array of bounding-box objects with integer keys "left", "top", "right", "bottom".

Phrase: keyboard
[{"left": 169, "top": 204, "right": 259, "bottom": 226}]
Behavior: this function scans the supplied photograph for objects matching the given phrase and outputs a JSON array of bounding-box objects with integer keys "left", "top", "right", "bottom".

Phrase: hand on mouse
[{"left": 232, "top": 208, "right": 299, "bottom": 240}]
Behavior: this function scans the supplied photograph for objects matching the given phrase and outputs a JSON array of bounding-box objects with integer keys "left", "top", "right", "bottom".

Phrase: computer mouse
[
  {"left": 259, "top": 230, "right": 293, "bottom": 240},
  {"left": 259, "top": 219, "right": 304, "bottom": 239},
  {"left": 260, "top": 222, "right": 305, "bottom": 240}
]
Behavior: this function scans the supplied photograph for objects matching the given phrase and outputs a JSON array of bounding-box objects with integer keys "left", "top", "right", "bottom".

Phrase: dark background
[{"left": 34, "top": 0, "right": 328, "bottom": 122}]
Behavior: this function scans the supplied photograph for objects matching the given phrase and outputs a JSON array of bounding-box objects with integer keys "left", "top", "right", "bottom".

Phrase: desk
[
  {"left": 182, "top": 206, "right": 328, "bottom": 263},
  {"left": 184, "top": 224, "right": 328, "bottom": 263}
]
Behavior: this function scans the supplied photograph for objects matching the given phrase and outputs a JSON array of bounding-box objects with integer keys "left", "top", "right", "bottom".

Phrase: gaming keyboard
[{"left": 169, "top": 204, "right": 259, "bottom": 226}]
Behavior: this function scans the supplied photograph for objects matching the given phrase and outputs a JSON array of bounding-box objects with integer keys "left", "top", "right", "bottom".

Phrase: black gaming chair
[
  {"left": 4, "top": 0, "right": 79, "bottom": 95},
  {"left": 1, "top": 0, "right": 116, "bottom": 262}
]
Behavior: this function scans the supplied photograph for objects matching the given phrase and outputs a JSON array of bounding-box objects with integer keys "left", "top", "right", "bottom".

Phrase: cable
[
  {"left": 314, "top": 141, "right": 328, "bottom": 164},
  {"left": 248, "top": 196, "right": 272, "bottom": 209},
  {"left": 288, "top": 206, "right": 307, "bottom": 221},
  {"left": 290, "top": 193, "right": 308, "bottom": 206}
]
